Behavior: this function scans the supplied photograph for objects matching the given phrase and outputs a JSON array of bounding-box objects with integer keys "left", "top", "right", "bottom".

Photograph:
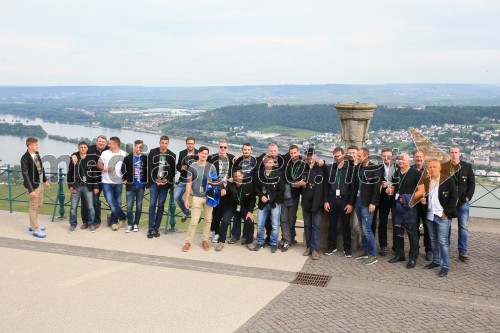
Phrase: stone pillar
[
  {"left": 319, "top": 102, "right": 377, "bottom": 252},
  {"left": 335, "top": 102, "right": 376, "bottom": 149}
]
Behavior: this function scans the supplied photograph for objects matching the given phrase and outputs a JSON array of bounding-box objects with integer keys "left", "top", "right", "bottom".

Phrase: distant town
[{"left": 57, "top": 106, "right": 500, "bottom": 181}]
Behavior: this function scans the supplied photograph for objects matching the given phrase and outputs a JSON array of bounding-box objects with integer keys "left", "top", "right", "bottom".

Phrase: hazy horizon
[{"left": 1, "top": 1, "right": 499, "bottom": 86}]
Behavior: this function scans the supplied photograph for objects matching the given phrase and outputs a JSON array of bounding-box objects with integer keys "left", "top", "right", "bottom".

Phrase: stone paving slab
[
  {"left": 0, "top": 236, "right": 297, "bottom": 283},
  {"left": 236, "top": 284, "right": 500, "bottom": 333},
  {"left": 236, "top": 225, "right": 500, "bottom": 332},
  {"left": 1, "top": 210, "right": 499, "bottom": 332},
  {"left": 0, "top": 247, "right": 288, "bottom": 333}
]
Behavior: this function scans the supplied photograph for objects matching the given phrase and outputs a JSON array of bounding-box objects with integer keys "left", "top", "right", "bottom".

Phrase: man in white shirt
[
  {"left": 419, "top": 159, "right": 458, "bottom": 277},
  {"left": 98, "top": 136, "right": 127, "bottom": 231}
]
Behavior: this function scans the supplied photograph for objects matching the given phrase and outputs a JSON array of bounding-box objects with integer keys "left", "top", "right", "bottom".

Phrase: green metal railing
[
  {"left": 0, "top": 164, "right": 181, "bottom": 230},
  {"left": 1, "top": 164, "right": 498, "bottom": 226}
]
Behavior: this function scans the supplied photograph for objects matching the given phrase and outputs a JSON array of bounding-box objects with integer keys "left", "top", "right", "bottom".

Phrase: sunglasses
[{"left": 219, "top": 146, "right": 228, "bottom": 149}]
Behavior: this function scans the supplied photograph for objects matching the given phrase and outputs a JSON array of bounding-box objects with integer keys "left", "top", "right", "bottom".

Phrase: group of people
[{"left": 21, "top": 135, "right": 475, "bottom": 277}]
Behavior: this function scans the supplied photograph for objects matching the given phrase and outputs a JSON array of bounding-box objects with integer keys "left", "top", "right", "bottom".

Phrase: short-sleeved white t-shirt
[{"left": 99, "top": 149, "right": 126, "bottom": 184}]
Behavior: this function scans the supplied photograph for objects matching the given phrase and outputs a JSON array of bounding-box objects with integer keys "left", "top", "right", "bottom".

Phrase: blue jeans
[
  {"left": 70, "top": 184, "right": 95, "bottom": 227},
  {"left": 457, "top": 201, "right": 470, "bottom": 252},
  {"left": 427, "top": 215, "right": 451, "bottom": 269},
  {"left": 256, "top": 204, "right": 281, "bottom": 246},
  {"left": 355, "top": 197, "right": 376, "bottom": 256},
  {"left": 148, "top": 183, "right": 168, "bottom": 231},
  {"left": 81, "top": 184, "right": 102, "bottom": 224},
  {"left": 175, "top": 182, "right": 190, "bottom": 215},
  {"left": 303, "top": 209, "right": 322, "bottom": 252},
  {"left": 102, "top": 183, "right": 126, "bottom": 224},
  {"left": 126, "top": 185, "right": 145, "bottom": 226}
]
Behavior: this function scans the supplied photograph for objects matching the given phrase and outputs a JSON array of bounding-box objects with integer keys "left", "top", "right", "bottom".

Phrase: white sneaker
[
  {"left": 211, "top": 234, "right": 219, "bottom": 243},
  {"left": 209, "top": 231, "right": 215, "bottom": 241},
  {"left": 125, "top": 225, "right": 132, "bottom": 233},
  {"left": 133, "top": 224, "right": 139, "bottom": 232}
]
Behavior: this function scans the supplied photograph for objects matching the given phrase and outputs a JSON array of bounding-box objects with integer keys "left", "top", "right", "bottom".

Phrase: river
[{"left": 0, "top": 114, "right": 195, "bottom": 167}]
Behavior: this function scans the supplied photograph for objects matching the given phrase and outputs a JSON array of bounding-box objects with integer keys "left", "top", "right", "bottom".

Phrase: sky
[{"left": 1, "top": 0, "right": 499, "bottom": 86}]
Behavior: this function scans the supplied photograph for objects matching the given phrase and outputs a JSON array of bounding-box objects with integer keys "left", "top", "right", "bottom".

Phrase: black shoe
[
  {"left": 389, "top": 256, "right": 405, "bottom": 263},
  {"left": 254, "top": 243, "right": 264, "bottom": 251},
  {"left": 459, "top": 251, "right": 469, "bottom": 262},
  {"left": 379, "top": 247, "right": 388, "bottom": 257},
  {"left": 425, "top": 251, "right": 433, "bottom": 261},
  {"left": 271, "top": 245, "right": 278, "bottom": 253},
  {"left": 343, "top": 250, "right": 352, "bottom": 258},
  {"left": 281, "top": 241, "right": 290, "bottom": 252},
  {"left": 324, "top": 246, "right": 337, "bottom": 256},
  {"left": 424, "top": 262, "right": 440, "bottom": 269},
  {"left": 438, "top": 267, "right": 449, "bottom": 277},
  {"left": 153, "top": 229, "right": 160, "bottom": 237},
  {"left": 406, "top": 259, "right": 417, "bottom": 269},
  {"left": 290, "top": 238, "right": 298, "bottom": 246},
  {"left": 147, "top": 230, "right": 154, "bottom": 239}
]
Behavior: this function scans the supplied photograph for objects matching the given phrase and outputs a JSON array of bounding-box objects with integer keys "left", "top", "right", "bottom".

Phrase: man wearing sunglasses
[{"left": 208, "top": 140, "right": 235, "bottom": 243}]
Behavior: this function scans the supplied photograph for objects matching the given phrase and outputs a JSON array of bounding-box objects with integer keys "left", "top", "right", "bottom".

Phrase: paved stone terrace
[
  {"left": 236, "top": 227, "right": 500, "bottom": 332},
  {"left": 1, "top": 213, "right": 499, "bottom": 332}
]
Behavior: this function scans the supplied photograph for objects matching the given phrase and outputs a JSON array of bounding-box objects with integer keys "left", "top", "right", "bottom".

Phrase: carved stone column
[{"left": 335, "top": 102, "right": 376, "bottom": 149}]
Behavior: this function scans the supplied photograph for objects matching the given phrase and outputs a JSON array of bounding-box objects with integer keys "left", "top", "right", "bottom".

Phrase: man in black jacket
[
  {"left": 388, "top": 153, "right": 421, "bottom": 268},
  {"left": 208, "top": 139, "right": 235, "bottom": 243},
  {"left": 449, "top": 146, "right": 475, "bottom": 262},
  {"left": 21, "top": 137, "right": 50, "bottom": 238},
  {"left": 175, "top": 137, "right": 198, "bottom": 222},
  {"left": 146, "top": 135, "right": 176, "bottom": 238},
  {"left": 216, "top": 168, "right": 256, "bottom": 251},
  {"left": 122, "top": 140, "right": 148, "bottom": 233},
  {"left": 324, "top": 147, "right": 356, "bottom": 258},
  {"left": 253, "top": 156, "right": 285, "bottom": 253},
  {"left": 67, "top": 141, "right": 99, "bottom": 233},
  {"left": 419, "top": 159, "right": 458, "bottom": 277},
  {"left": 354, "top": 148, "right": 382, "bottom": 265},
  {"left": 280, "top": 145, "right": 305, "bottom": 251},
  {"left": 301, "top": 150, "right": 325, "bottom": 260},
  {"left": 412, "top": 149, "right": 432, "bottom": 261},
  {"left": 78, "top": 135, "right": 108, "bottom": 229},
  {"left": 374, "top": 147, "right": 397, "bottom": 257}
]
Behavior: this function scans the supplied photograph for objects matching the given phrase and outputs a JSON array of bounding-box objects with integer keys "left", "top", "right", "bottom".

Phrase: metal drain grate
[{"left": 291, "top": 272, "right": 331, "bottom": 287}]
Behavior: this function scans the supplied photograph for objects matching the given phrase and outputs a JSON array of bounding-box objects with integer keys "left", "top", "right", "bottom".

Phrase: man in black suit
[
  {"left": 419, "top": 159, "right": 458, "bottom": 277},
  {"left": 324, "top": 147, "right": 356, "bottom": 258},
  {"left": 374, "top": 147, "right": 397, "bottom": 257},
  {"left": 21, "top": 137, "right": 51, "bottom": 238},
  {"left": 449, "top": 146, "right": 475, "bottom": 262}
]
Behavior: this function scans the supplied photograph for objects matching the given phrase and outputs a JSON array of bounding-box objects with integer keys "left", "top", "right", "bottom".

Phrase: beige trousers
[
  {"left": 29, "top": 186, "right": 44, "bottom": 231},
  {"left": 186, "top": 196, "right": 213, "bottom": 244}
]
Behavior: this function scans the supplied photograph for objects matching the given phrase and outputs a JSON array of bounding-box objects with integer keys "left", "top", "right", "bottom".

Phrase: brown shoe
[
  {"left": 312, "top": 250, "right": 320, "bottom": 260},
  {"left": 95, "top": 223, "right": 100, "bottom": 229},
  {"left": 182, "top": 243, "right": 191, "bottom": 252},
  {"left": 80, "top": 223, "right": 88, "bottom": 230},
  {"left": 202, "top": 240, "right": 210, "bottom": 251},
  {"left": 303, "top": 247, "right": 311, "bottom": 256}
]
